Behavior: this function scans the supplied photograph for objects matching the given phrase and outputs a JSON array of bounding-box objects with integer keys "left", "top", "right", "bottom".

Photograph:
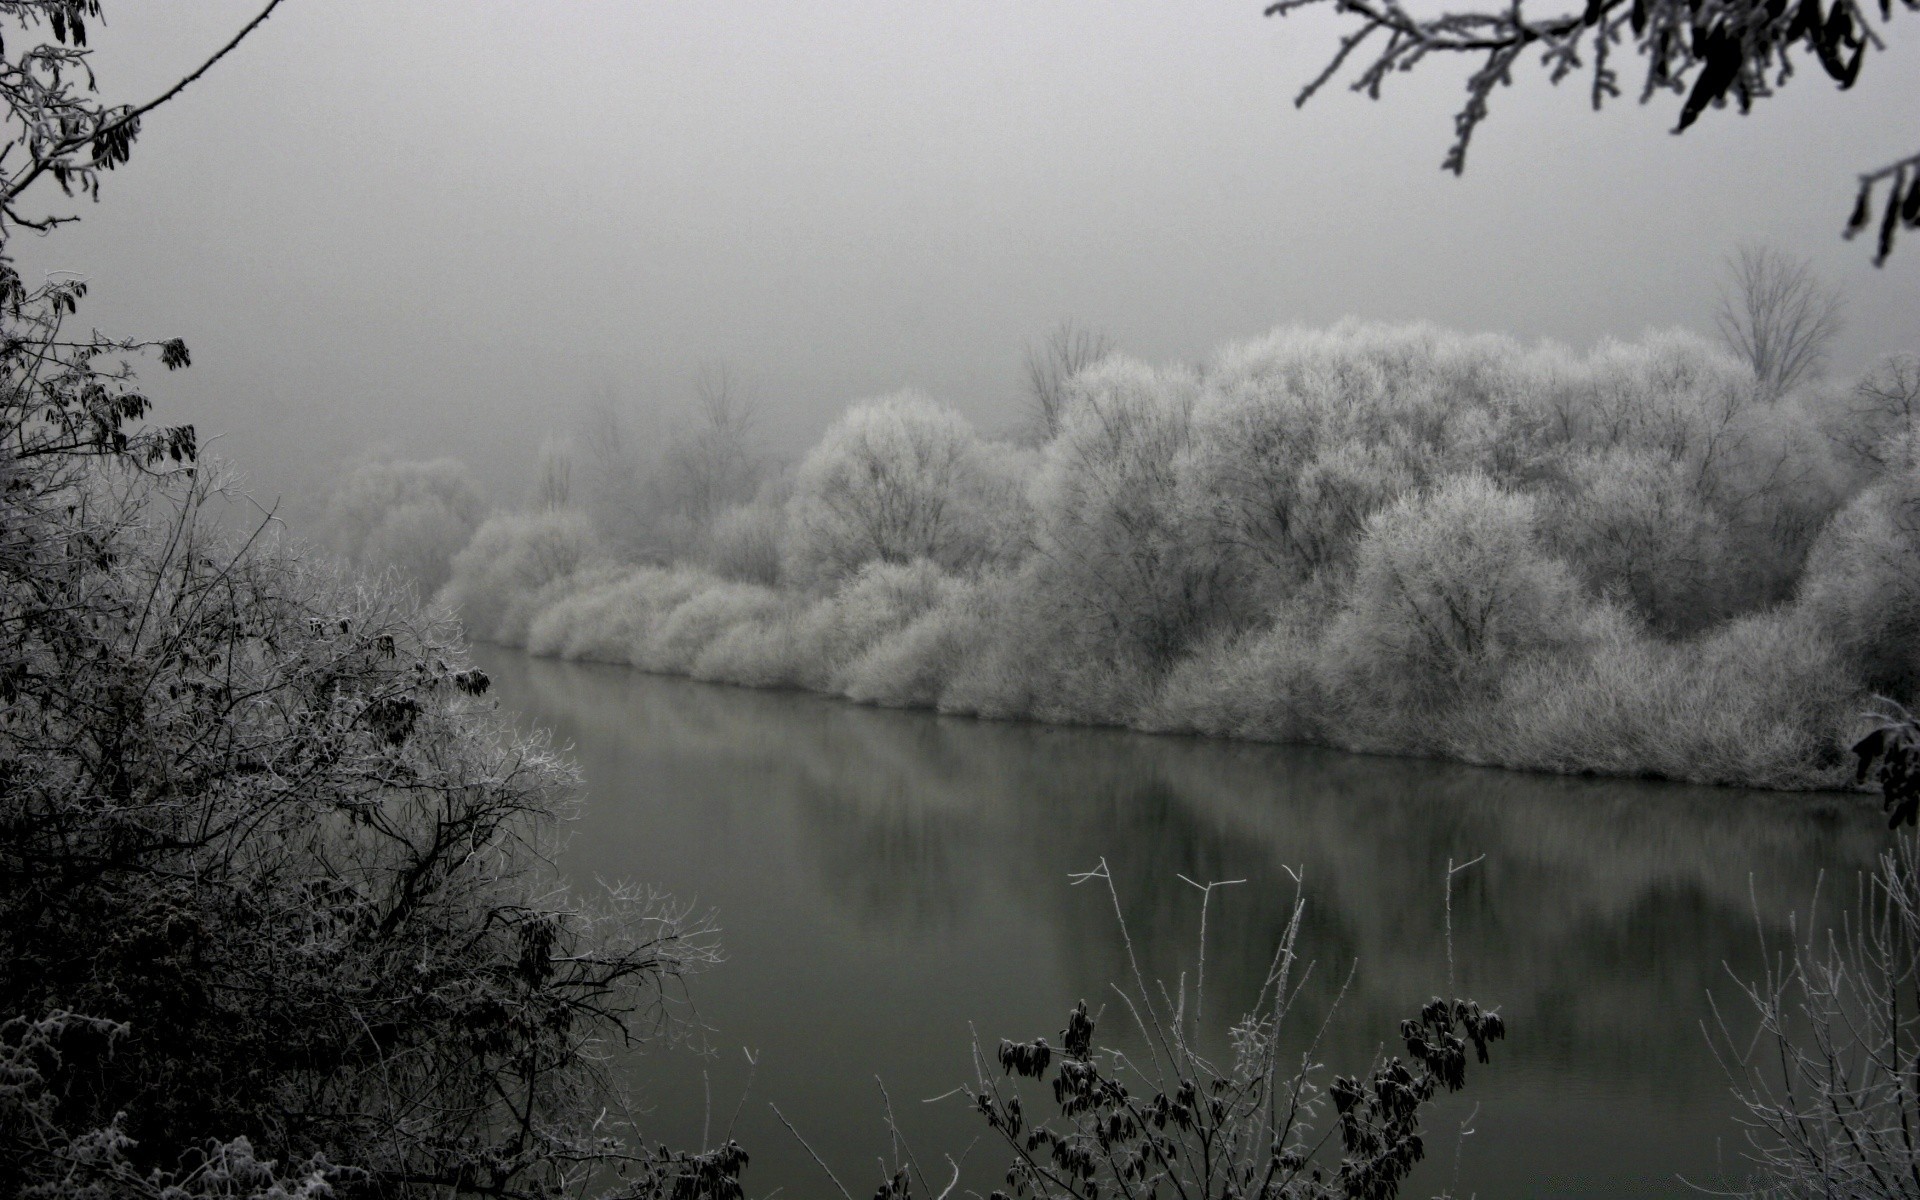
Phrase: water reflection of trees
[{"left": 489, "top": 648, "right": 1883, "bottom": 1092}]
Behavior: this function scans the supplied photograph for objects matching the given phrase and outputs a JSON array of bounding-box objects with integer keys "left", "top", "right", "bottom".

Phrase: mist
[{"left": 10, "top": 0, "right": 1916, "bottom": 520}]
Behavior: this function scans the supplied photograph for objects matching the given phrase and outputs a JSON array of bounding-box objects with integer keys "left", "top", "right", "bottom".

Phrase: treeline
[{"left": 381, "top": 322, "right": 1919, "bottom": 790}]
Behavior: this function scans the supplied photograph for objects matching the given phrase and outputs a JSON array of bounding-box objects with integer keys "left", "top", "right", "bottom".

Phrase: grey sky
[{"left": 16, "top": 1, "right": 1919, "bottom": 514}]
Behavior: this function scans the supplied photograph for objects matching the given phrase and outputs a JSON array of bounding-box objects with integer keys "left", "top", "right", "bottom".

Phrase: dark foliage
[
  {"left": 974, "top": 996, "right": 1501, "bottom": 1200},
  {"left": 1854, "top": 702, "right": 1920, "bottom": 826},
  {"left": 0, "top": 5, "right": 729, "bottom": 1197},
  {"left": 1266, "top": 0, "right": 1919, "bottom": 261}
]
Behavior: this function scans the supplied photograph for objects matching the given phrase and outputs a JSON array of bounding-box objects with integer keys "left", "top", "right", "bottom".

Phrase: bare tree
[
  {"left": 1716, "top": 244, "right": 1846, "bottom": 399},
  {"left": 533, "top": 433, "right": 575, "bottom": 510},
  {"left": 667, "top": 360, "right": 762, "bottom": 527},
  {"left": 1023, "top": 319, "right": 1114, "bottom": 441}
]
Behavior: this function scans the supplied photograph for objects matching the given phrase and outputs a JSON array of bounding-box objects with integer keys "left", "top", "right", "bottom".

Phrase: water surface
[{"left": 477, "top": 646, "right": 1886, "bottom": 1199}]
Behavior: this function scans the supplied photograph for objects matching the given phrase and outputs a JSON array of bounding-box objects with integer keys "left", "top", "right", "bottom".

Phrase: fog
[{"left": 13, "top": 0, "right": 1918, "bottom": 518}]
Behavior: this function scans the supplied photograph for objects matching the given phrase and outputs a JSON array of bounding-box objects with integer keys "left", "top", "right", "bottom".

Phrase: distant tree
[
  {"left": 533, "top": 434, "right": 575, "bottom": 510},
  {"left": 1716, "top": 243, "right": 1846, "bottom": 398},
  {"left": 321, "top": 456, "right": 485, "bottom": 597},
  {"left": 575, "top": 385, "right": 660, "bottom": 557},
  {"left": 662, "top": 361, "right": 763, "bottom": 529},
  {"left": 1267, "top": 0, "right": 1920, "bottom": 262},
  {"left": 1024, "top": 319, "right": 1114, "bottom": 441}
]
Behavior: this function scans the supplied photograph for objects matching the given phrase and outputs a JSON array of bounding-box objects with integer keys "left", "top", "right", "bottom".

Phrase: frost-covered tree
[
  {"left": 321, "top": 456, "right": 485, "bottom": 597},
  {"left": 1797, "top": 468, "right": 1920, "bottom": 698},
  {"left": 1031, "top": 358, "right": 1228, "bottom": 675},
  {"left": 1831, "top": 352, "right": 1920, "bottom": 474},
  {"left": 785, "top": 391, "right": 1016, "bottom": 588},
  {"left": 1268, "top": 0, "right": 1920, "bottom": 261},
  {"left": 1547, "top": 445, "right": 1722, "bottom": 631},
  {"left": 1329, "top": 473, "right": 1592, "bottom": 701},
  {"left": 1179, "top": 322, "right": 1519, "bottom": 616}
]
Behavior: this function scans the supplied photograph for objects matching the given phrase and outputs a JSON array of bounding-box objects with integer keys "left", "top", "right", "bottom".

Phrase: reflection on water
[{"left": 475, "top": 646, "right": 1886, "bottom": 1199}]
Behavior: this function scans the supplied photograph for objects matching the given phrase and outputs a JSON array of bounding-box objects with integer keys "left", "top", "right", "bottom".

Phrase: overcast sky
[{"left": 14, "top": 1, "right": 1919, "bottom": 516}]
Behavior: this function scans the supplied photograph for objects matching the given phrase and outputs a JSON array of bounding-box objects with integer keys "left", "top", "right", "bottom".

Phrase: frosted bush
[
  {"left": 702, "top": 494, "right": 788, "bottom": 585},
  {"left": 1797, "top": 473, "right": 1920, "bottom": 699},
  {"left": 638, "top": 580, "right": 786, "bottom": 675},
  {"left": 438, "top": 509, "right": 604, "bottom": 645},
  {"left": 525, "top": 565, "right": 669, "bottom": 663},
  {"left": 691, "top": 608, "right": 806, "bottom": 688},
  {"left": 1327, "top": 473, "right": 1592, "bottom": 707},
  {"left": 1139, "top": 603, "right": 1330, "bottom": 742},
  {"left": 1487, "top": 606, "right": 1852, "bottom": 788},
  {"left": 839, "top": 576, "right": 998, "bottom": 708},
  {"left": 784, "top": 392, "right": 1012, "bottom": 589},
  {"left": 741, "top": 558, "right": 954, "bottom": 690}
]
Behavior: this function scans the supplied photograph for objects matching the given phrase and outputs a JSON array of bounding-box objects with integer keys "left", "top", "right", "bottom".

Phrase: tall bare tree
[
  {"left": 1715, "top": 243, "right": 1846, "bottom": 399},
  {"left": 667, "top": 360, "right": 762, "bottom": 527},
  {"left": 1023, "top": 319, "right": 1114, "bottom": 441}
]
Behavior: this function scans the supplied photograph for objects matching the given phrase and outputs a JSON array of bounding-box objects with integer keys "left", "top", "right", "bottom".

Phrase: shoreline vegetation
[{"left": 392, "top": 322, "right": 1920, "bottom": 793}]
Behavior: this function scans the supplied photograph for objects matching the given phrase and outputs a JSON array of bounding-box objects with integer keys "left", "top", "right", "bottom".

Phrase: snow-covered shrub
[
  {"left": 1138, "top": 601, "right": 1331, "bottom": 743},
  {"left": 784, "top": 392, "right": 1012, "bottom": 589},
  {"left": 1486, "top": 606, "right": 1852, "bottom": 788},
  {"left": 797, "top": 561, "right": 968, "bottom": 697},
  {"left": 1797, "top": 471, "right": 1920, "bottom": 701},
  {"left": 838, "top": 586, "right": 993, "bottom": 709},
  {"left": 438, "top": 509, "right": 604, "bottom": 645},
  {"left": 702, "top": 491, "right": 789, "bottom": 585},
  {"left": 639, "top": 579, "right": 787, "bottom": 675},
  {"left": 1326, "top": 473, "right": 1593, "bottom": 711}
]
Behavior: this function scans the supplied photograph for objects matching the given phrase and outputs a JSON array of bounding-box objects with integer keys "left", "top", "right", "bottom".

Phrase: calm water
[{"left": 476, "top": 646, "right": 1888, "bottom": 1199}]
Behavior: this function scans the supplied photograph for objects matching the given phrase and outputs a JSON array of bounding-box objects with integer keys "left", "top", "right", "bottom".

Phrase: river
[{"left": 476, "top": 645, "right": 1888, "bottom": 1199}]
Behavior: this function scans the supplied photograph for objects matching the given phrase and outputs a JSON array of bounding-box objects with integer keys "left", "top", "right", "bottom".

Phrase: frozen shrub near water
[
  {"left": 748, "top": 558, "right": 964, "bottom": 691},
  {"left": 1138, "top": 600, "right": 1332, "bottom": 742},
  {"left": 526, "top": 565, "right": 663, "bottom": 663},
  {"left": 639, "top": 578, "right": 787, "bottom": 675},
  {"left": 1484, "top": 605, "right": 1852, "bottom": 787},
  {"left": 1325, "top": 473, "right": 1594, "bottom": 714},
  {"left": 783, "top": 392, "right": 1021, "bottom": 589},
  {"left": 702, "top": 486, "right": 789, "bottom": 585},
  {"left": 837, "top": 571, "right": 1002, "bottom": 708},
  {"left": 437, "top": 508, "right": 605, "bottom": 645},
  {"left": 1796, "top": 471, "right": 1920, "bottom": 699}
]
